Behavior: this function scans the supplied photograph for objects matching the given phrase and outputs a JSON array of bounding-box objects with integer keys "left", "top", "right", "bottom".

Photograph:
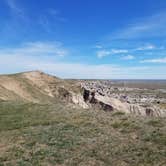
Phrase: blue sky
[{"left": 0, "top": 0, "right": 166, "bottom": 79}]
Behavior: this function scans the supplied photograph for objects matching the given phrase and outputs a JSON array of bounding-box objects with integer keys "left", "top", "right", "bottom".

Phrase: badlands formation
[
  {"left": 81, "top": 81, "right": 166, "bottom": 116},
  {"left": 0, "top": 71, "right": 166, "bottom": 117}
]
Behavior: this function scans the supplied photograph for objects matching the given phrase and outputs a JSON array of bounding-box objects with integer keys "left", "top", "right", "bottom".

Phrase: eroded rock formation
[{"left": 81, "top": 85, "right": 166, "bottom": 117}]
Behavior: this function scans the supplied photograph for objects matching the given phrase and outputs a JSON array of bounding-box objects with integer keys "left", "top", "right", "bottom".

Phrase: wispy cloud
[
  {"left": 97, "top": 50, "right": 111, "bottom": 58},
  {"left": 6, "top": 0, "right": 25, "bottom": 18},
  {"left": 39, "top": 8, "right": 66, "bottom": 32},
  {"left": 95, "top": 45, "right": 103, "bottom": 49},
  {"left": 96, "top": 49, "right": 128, "bottom": 58},
  {"left": 140, "top": 57, "right": 166, "bottom": 63},
  {"left": 0, "top": 54, "right": 166, "bottom": 79},
  {"left": 0, "top": 41, "right": 68, "bottom": 57},
  {"left": 121, "top": 55, "right": 135, "bottom": 60},
  {"left": 2, "top": 0, "right": 30, "bottom": 41},
  {"left": 110, "top": 11, "right": 166, "bottom": 39},
  {"left": 0, "top": 42, "right": 166, "bottom": 79},
  {"left": 4, "top": 1, "right": 65, "bottom": 35},
  {"left": 135, "top": 44, "right": 156, "bottom": 51},
  {"left": 111, "top": 49, "right": 128, "bottom": 54},
  {"left": 47, "top": 9, "right": 66, "bottom": 22}
]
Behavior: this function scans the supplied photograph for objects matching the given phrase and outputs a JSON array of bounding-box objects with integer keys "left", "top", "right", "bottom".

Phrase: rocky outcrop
[
  {"left": 82, "top": 88, "right": 118, "bottom": 112},
  {"left": 82, "top": 87, "right": 166, "bottom": 117},
  {"left": 71, "top": 93, "right": 89, "bottom": 109}
]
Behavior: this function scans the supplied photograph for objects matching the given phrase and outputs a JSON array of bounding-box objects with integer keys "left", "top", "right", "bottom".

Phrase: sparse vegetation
[
  {"left": 0, "top": 72, "right": 166, "bottom": 165},
  {"left": 112, "top": 111, "right": 125, "bottom": 116},
  {"left": 146, "top": 119, "right": 164, "bottom": 127},
  {"left": 0, "top": 101, "right": 166, "bottom": 166}
]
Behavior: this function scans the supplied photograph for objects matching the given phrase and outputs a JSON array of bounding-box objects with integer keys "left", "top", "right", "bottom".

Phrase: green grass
[
  {"left": 0, "top": 101, "right": 166, "bottom": 166},
  {"left": 112, "top": 111, "right": 125, "bottom": 116},
  {"left": 146, "top": 119, "right": 164, "bottom": 127}
]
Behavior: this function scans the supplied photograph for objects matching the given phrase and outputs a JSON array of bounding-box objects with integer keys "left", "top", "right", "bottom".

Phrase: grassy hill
[
  {"left": 0, "top": 71, "right": 166, "bottom": 165},
  {"left": 0, "top": 71, "right": 81, "bottom": 104}
]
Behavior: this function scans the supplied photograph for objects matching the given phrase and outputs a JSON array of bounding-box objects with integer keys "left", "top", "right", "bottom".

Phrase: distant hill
[{"left": 0, "top": 71, "right": 81, "bottom": 104}]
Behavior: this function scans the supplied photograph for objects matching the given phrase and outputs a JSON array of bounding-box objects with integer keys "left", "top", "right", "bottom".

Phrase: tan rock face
[
  {"left": 71, "top": 93, "right": 89, "bottom": 109},
  {"left": 95, "top": 95, "right": 129, "bottom": 112}
]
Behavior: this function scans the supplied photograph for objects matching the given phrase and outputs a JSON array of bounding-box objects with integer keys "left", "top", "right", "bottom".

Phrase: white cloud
[
  {"left": 47, "top": 9, "right": 66, "bottom": 22},
  {"left": 111, "top": 49, "right": 128, "bottom": 54},
  {"left": 95, "top": 45, "right": 103, "bottom": 49},
  {"left": 6, "top": 0, "right": 25, "bottom": 18},
  {"left": 0, "top": 54, "right": 166, "bottom": 79},
  {"left": 136, "top": 44, "right": 156, "bottom": 51},
  {"left": 140, "top": 57, "right": 166, "bottom": 63},
  {"left": 39, "top": 8, "right": 66, "bottom": 32},
  {"left": 121, "top": 55, "right": 135, "bottom": 60},
  {"left": 0, "top": 52, "right": 166, "bottom": 79},
  {"left": 110, "top": 12, "right": 166, "bottom": 39},
  {"left": 97, "top": 49, "right": 128, "bottom": 58},
  {"left": 97, "top": 50, "right": 111, "bottom": 58},
  {"left": 0, "top": 41, "right": 68, "bottom": 57},
  {"left": 0, "top": 41, "right": 166, "bottom": 79}
]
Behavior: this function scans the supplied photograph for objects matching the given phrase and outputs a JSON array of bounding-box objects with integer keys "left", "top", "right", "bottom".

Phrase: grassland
[{"left": 0, "top": 101, "right": 166, "bottom": 166}]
